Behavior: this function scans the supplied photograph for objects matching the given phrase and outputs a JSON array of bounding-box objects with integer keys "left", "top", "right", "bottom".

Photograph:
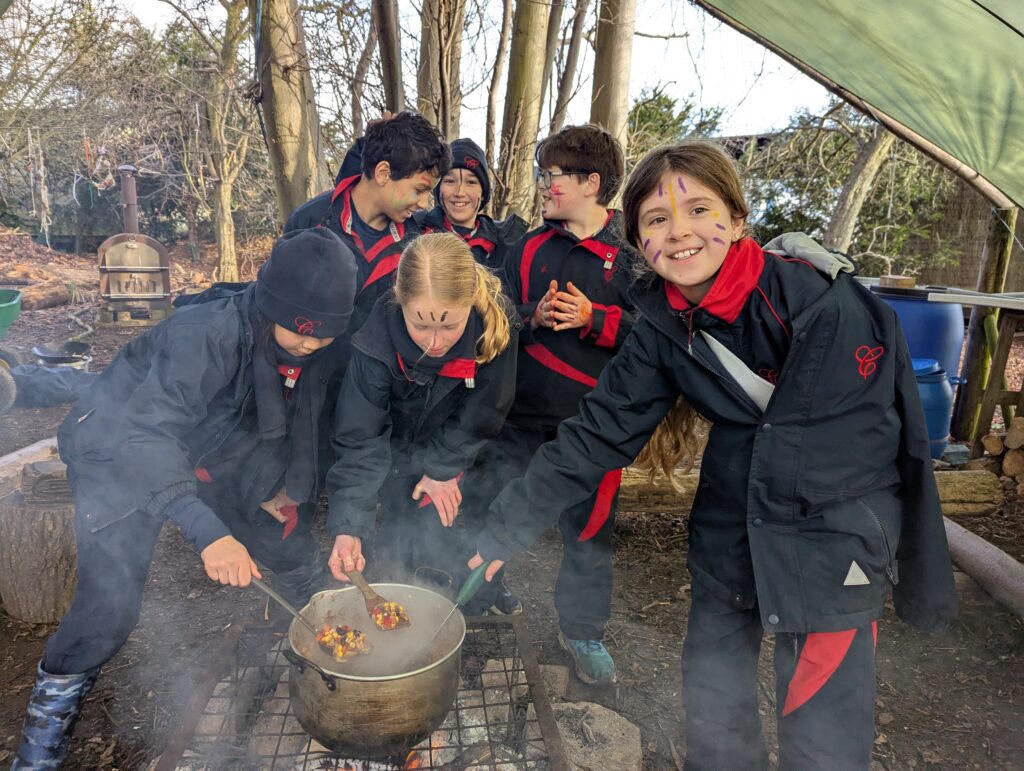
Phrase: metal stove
[{"left": 152, "top": 617, "right": 567, "bottom": 770}]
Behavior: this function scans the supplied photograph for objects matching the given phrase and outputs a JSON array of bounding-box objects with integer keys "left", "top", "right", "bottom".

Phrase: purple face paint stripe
[
  {"left": 715, "top": 223, "right": 726, "bottom": 231},
  {"left": 658, "top": 182, "right": 664, "bottom": 197},
  {"left": 713, "top": 237, "right": 725, "bottom": 244},
  {"left": 643, "top": 238, "right": 651, "bottom": 251},
  {"left": 652, "top": 249, "right": 662, "bottom": 264},
  {"left": 677, "top": 177, "right": 687, "bottom": 193}
]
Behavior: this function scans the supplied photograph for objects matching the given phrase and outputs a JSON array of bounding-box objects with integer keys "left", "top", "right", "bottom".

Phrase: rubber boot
[{"left": 12, "top": 663, "right": 99, "bottom": 769}]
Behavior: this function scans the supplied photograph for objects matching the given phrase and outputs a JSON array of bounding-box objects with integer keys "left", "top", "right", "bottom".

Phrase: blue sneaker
[{"left": 558, "top": 631, "right": 617, "bottom": 684}]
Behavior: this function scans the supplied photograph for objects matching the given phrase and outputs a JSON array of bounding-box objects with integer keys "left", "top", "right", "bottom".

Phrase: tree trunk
[
  {"left": 589, "top": 0, "right": 636, "bottom": 145},
  {"left": 351, "top": 26, "right": 378, "bottom": 137},
  {"left": 951, "top": 207, "right": 1019, "bottom": 441},
  {"left": 539, "top": 0, "right": 565, "bottom": 112},
  {"left": 0, "top": 491, "right": 77, "bottom": 623},
  {"left": 417, "top": 0, "right": 464, "bottom": 139},
  {"left": 551, "top": 0, "right": 589, "bottom": 133},
  {"left": 372, "top": 0, "right": 404, "bottom": 113},
  {"left": 822, "top": 125, "right": 897, "bottom": 252},
  {"left": 251, "top": 0, "right": 329, "bottom": 224},
  {"left": 213, "top": 181, "right": 239, "bottom": 282},
  {"left": 497, "top": 0, "right": 550, "bottom": 219},
  {"left": 485, "top": 0, "right": 514, "bottom": 170}
]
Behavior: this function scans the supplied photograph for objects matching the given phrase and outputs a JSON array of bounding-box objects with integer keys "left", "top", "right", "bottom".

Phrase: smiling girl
[
  {"left": 325, "top": 232, "right": 518, "bottom": 586},
  {"left": 472, "top": 141, "right": 956, "bottom": 768}
]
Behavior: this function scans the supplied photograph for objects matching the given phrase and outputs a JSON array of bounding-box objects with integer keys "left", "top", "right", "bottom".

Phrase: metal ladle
[{"left": 250, "top": 576, "right": 318, "bottom": 636}]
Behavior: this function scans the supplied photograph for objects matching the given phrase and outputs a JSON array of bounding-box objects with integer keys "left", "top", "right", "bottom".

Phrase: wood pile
[
  {"left": 972, "top": 416, "right": 1024, "bottom": 495},
  {"left": 0, "top": 231, "right": 99, "bottom": 309}
]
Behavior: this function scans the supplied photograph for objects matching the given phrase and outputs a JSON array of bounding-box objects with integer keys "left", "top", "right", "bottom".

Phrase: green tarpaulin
[{"left": 695, "top": 0, "right": 1024, "bottom": 208}]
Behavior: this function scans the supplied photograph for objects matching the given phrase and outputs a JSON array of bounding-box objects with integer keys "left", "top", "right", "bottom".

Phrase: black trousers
[
  {"left": 682, "top": 579, "right": 877, "bottom": 770},
  {"left": 43, "top": 486, "right": 320, "bottom": 676},
  {"left": 460, "top": 424, "right": 619, "bottom": 639}
]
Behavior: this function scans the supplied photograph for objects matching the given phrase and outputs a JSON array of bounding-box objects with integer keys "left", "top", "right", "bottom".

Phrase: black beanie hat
[
  {"left": 255, "top": 228, "right": 358, "bottom": 338},
  {"left": 437, "top": 138, "right": 491, "bottom": 210}
]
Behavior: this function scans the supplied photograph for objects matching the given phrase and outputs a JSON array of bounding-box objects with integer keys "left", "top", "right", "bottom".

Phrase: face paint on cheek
[
  {"left": 652, "top": 249, "right": 662, "bottom": 264},
  {"left": 550, "top": 184, "right": 564, "bottom": 208},
  {"left": 643, "top": 238, "right": 650, "bottom": 251},
  {"left": 713, "top": 237, "right": 725, "bottom": 245},
  {"left": 715, "top": 223, "right": 726, "bottom": 231}
]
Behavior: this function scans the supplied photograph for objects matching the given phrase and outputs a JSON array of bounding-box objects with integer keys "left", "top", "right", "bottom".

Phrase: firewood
[
  {"left": 0, "top": 491, "right": 77, "bottom": 623},
  {"left": 981, "top": 433, "right": 1007, "bottom": 455},
  {"left": 20, "top": 459, "right": 71, "bottom": 504},
  {"left": 934, "top": 471, "right": 1004, "bottom": 517},
  {"left": 19, "top": 278, "right": 70, "bottom": 310},
  {"left": 1003, "top": 448, "right": 1024, "bottom": 478},
  {"left": 964, "top": 456, "right": 1003, "bottom": 475},
  {"left": 1004, "top": 417, "right": 1024, "bottom": 449}
]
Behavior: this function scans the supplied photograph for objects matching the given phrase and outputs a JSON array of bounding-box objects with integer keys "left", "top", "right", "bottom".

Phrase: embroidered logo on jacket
[
  {"left": 294, "top": 316, "right": 322, "bottom": 336},
  {"left": 855, "top": 345, "right": 884, "bottom": 379},
  {"left": 757, "top": 368, "right": 779, "bottom": 384}
]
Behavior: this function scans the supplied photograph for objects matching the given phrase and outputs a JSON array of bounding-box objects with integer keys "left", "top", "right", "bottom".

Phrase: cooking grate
[{"left": 153, "top": 617, "right": 567, "bottom": 770}]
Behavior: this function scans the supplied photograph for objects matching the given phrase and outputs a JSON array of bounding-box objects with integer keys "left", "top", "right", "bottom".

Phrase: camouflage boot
[{"left": 11, "top": 663, "right": 99, "bottom": 770}]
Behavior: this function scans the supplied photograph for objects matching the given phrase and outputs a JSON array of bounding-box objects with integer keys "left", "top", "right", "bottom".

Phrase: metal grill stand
[{"left": 154, "top": 617, "right": 567, "bottom": 771}]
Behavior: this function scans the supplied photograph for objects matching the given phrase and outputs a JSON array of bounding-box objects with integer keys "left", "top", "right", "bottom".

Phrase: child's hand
[
  {"left": 412, "top": 474, "right": 463, "bottom": 526},
  {"left": 328, "top": 535, "right": 365, "bottom": 582},
  {"left": 468, "top": 552, "right": 504, "bottom": 582},
  {"left": 201, "top": 536, "right": 261, "bottom": 587},
  {"left": 530, "top": 280, "right": 559, "bottom": 330},
  {"left": 552, "top": 281, "right": 593, "bottom": 331}
]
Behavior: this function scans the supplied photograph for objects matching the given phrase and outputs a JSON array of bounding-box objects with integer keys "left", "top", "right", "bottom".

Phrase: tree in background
[
  {"left": 250, "top": 0, "right": 329, "bottom": 224},
  {"left": 626, "top": 86, "right": 723, "bottom": 164},
  {"left": 741, "top": 102, "right": 960, "bottom": 277},
  {"left": 590, "top": 0, "right": 636, "bottom": 145},
  {"left": 417, "top": 0, "right": 464, "bottom": 139}
]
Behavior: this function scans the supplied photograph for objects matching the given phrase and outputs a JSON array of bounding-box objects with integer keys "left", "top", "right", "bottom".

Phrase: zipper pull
[
  {"left": 686, "top": 313, "right": 695, "bottom": 353},
  {"left": 886, "top": 561, "right": 899, "bottom": 585},
  {"left": 465, "top": 377, "right": 475, "bottom": 389}
]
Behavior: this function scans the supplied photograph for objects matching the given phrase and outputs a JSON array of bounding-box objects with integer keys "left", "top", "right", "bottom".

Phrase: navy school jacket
[
  {"left": 326, "top": 296, "right": 520, "bottom": 540},
  {"left": 284, "top": 175, "right": 420, "bottom": 339},
  {"left": 58, "top": 289, "right": 341, "bottom": 539},
  {"left": 414, "top": 205, "right": 527, "bottom": 270},
  {"left": 502, "top": 211, "right": 639, "bottom": 430},
  {"left": 483, "top": 234, "right": 957, "bottom": 635}
]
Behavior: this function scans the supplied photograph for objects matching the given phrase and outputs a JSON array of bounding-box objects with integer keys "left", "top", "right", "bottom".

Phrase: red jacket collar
[
  {"left": 546, "top": 210, "right": 619, "bottom": 262},
  {"left": 663, "top": 238, "right": 765, "bottom": 323}
]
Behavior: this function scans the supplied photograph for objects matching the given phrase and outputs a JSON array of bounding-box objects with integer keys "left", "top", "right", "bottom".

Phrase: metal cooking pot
[{"left": 284, "top": 583, "right": 465, "bottom": 759}]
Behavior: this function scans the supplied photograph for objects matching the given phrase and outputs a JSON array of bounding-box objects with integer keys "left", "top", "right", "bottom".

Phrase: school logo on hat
[
  {"left": 464, "top": 157, "right": 479, "bottom": 169},
  {"left": 294, "top": 316, "right": 322, "bottom": 336}
]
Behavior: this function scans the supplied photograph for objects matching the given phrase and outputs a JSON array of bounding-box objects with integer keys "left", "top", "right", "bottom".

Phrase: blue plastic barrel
[
  {"left": 871, "top": 287, "right": 964, "bottom": 382},
  {"left": 913, "top": 358, "right": 954, "bottom": 459}
]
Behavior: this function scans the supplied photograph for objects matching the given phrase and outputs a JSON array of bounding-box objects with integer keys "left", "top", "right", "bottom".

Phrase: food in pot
[
  {"left": 371, "top": 601, "right": 410, "bottom": 630},
  {"left": 316, "top": 624, "right": 370, "bottom": 660}
]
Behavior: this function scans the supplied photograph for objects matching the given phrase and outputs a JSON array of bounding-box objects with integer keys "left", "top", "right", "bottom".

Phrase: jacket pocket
[{"left": 793, "top": 489, "right": 900, "bottom": 617}]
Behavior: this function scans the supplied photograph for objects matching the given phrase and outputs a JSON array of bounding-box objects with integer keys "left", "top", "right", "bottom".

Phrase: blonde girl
[{"left": 324, "top": 232, "right": 518, "bottom": 583}]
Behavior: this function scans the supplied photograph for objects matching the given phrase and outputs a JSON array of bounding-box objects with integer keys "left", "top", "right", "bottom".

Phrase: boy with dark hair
[
  {"left": 461, "top": 124, "right": 636, "bottom": 685},
  {"left": 286, "top": 111, "right": 451, "bottom": 335}
]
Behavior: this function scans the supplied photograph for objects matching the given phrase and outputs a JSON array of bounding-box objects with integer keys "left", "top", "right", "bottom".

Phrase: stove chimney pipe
[{"left": 118, "top": 164, "right": 139, "bottom": 234}]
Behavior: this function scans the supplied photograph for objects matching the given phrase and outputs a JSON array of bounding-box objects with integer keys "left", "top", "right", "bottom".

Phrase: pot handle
[{"left": 282, "top": 647, "right": 338, "bottom": 692}]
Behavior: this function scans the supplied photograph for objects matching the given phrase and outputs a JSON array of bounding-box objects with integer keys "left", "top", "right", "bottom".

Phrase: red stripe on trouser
[
  {"left": 576, "top": 468, "right": 622, "bottom": 542},
  {"left": 781, "top": 628, "right": 858, "bottom": 716}
]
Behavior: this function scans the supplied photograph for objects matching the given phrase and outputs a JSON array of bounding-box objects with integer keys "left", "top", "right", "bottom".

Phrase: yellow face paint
[{"left": 668, "top": 177, "right": 678, "bottom": 218}]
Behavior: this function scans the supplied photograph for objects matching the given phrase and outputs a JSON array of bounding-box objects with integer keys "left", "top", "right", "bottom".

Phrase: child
[
  {"left": 285, "top": 111, "right": 451, "bottom": 337},
  {"left": 472, "top": 141, "right": 957, "bottom": 767},
  {"left": 463, "top": 124, "right": 637, "bottom": 684},
  {"left": 415, "top": 138, "right": 527, "bottom": 268},
  {"left": 12, "top": 228, "right": 359, "bottom": 769},
  {"left": 323, "top": 233, "right": 518, "bottom": 590}
]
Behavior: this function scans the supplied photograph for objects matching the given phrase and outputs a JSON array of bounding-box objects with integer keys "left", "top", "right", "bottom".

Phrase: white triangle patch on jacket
[{"left": 843, "top": 561, "right": 871, "bottom": 586}]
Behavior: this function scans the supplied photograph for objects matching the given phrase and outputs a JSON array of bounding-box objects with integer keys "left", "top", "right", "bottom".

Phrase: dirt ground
[{"left": 1, "top": 245, "right": 1023, "bottom": 770}]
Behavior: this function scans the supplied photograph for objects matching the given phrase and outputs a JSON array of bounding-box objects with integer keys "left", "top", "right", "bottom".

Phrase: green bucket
[{"left": 0, "top": 289, "right": 22, "bottom": 341}]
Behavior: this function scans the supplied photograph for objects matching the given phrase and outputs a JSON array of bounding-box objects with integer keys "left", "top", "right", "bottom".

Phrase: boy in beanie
[
  {"left": 460, "top": 125, "right": 638, "bottom": 684},
  {"left": 285, "top": 111, "right": 451, "bottom": 338},
  {"left": 414, "top": 138, "right": 528, "bottom": 268},
  {"left": 12, "top": 230, "right": 358, "bottom": 770}
]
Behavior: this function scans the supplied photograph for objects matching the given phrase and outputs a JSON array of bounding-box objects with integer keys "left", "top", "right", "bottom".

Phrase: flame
[{"left": 402, "top": 751, "right": 425, "bottom": 770}]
